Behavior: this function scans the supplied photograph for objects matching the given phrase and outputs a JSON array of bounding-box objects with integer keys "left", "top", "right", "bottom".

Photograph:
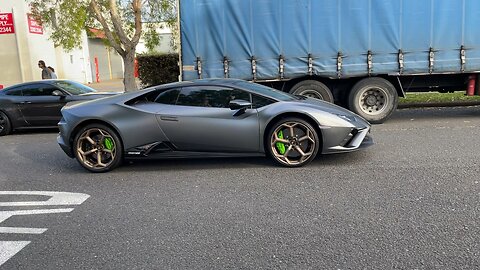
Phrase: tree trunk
[{"left": 122, "top": 50, "right": 138, "bottom": 91}]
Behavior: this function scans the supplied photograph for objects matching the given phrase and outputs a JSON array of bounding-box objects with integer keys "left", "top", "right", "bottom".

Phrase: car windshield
[
  {"left": 231, "top": 81, "right": 298, "bottom": 101},
  {"left": 53, "top": 81, "right": 96, "bottom": 95}
]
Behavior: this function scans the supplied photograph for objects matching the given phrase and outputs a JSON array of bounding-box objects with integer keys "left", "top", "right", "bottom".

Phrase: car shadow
[
  {"left": 112, "top": 150, "right": 371, "bottom": 172},
  {"left": 9, "top": 128, "right": 58, "bottom": 136}
]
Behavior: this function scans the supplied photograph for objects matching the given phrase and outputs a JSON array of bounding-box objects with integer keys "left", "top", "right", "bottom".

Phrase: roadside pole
[{"left": 12, "top": 7, "right": 25, "bottom": 82}]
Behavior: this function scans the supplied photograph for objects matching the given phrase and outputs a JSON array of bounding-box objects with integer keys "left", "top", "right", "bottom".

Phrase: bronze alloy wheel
[
  {"left": 268, "top": 118, "right": 319, "bottom": 167},
  {"left": 74, "top": 124, "right": 122, "bottom": 172}
]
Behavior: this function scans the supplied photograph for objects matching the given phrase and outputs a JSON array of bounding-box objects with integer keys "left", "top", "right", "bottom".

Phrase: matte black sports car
[
  {"left": 0, "top": 80, "right": 121, "bottom": 136},
  {"left": 57, "top": 79, "right": 373, "bottom": 172}
]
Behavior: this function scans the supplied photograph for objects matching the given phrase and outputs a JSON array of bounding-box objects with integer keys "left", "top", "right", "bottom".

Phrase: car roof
[
  {"left": 1, "top": 80, "right": 72, "bottom": 91},
  {"left": 154, "top": 78, "right": 251, "bottom": 90}
]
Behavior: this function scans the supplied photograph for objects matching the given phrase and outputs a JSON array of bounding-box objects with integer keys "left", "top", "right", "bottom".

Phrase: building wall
[
  {"left": 55, "top": 32, "right": 93, "bottom": 83},
  {"left": 136, "top": 23, "right": 175, "bottom": 54},
  {"left": 88, "top": 39, "right": 124, "bottom": 82},
  {"left": 0, "top": 0, "right": 93, "bottom": 87},
  {"left": 0, "top": 1, "right": 47, "bottom": 86}
]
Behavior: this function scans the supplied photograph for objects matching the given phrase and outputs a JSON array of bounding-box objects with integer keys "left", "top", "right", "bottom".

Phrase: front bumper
[
  {"left": 57, "top": 117, "right": 74, "bottom": 158},
  {"left": 57, "top": 134, "right": 74, "bottom": 158},
  {"left": 322, "top": 126, "right": 373, "bottom": 154}
]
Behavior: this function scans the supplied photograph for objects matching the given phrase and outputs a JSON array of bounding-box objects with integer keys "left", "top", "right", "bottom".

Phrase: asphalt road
[{"left": 1, "top": 106, "right": 480, "bottom": 269}]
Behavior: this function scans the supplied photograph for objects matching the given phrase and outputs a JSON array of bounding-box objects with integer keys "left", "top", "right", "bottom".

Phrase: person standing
[
  {"left": 48, "top": 66, "right": 58, "bottom": 79},
  {"left": 38, "top": 60, "right": 52, "bottom": 79}
]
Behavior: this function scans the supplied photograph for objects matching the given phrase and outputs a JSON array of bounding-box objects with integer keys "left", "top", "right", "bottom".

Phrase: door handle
[
  {"left": 20, "top": 101, "right": 32, "bottom": 104},
  {"left": 160, "top": 116, "right": 178, "bottom": 121}
]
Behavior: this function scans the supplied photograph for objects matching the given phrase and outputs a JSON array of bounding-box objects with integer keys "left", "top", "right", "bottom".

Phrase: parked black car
[{"left": 0, "top": 80, "right": 121, "bottom": 136}]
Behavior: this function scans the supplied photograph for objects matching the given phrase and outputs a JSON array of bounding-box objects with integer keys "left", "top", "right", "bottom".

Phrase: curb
[{"left": 398, "top": 101, "right": 480, "bottom": 109}]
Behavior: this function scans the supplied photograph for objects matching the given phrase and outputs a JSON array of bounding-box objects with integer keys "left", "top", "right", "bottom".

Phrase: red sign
[
  {"left": 27, "top": 14, "right": 43, "bottom": 35},
  {"left": 0, "top": 13, "right": 15, "bottom": 34}
]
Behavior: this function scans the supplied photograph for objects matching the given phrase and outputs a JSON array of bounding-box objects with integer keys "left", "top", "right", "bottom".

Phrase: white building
[
  {"left": 0, "top": 0, "right": 175, "bottom": 88},
  {"left": 0, "top": 1, "right": 92, "bottom": 87}
]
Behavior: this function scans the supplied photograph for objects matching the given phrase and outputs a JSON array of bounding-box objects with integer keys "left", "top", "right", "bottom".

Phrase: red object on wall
[
  {"left": 94, "top": 57, "right": 100, "bottom": 83},
  {"left": 467, "top": 75, "right": 476, "bottom": 96},
  {"left": 134, "top": 58, "right": 139, "bottom": 78},
  {"left": 0, "top": 13, "right": 15, "bottom": 34},
  {"left": 27, "top": 14, "right": 43, "bottom": 35}
]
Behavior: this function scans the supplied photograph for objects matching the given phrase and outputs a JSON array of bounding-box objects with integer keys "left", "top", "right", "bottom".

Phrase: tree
[{"left": 29, "top": 0, "right": 176, "bottom": 91}]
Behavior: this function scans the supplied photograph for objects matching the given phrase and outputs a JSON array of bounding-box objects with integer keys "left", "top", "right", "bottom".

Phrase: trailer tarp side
[{"left": 181, "top": 0, "right": 480, "bottom": 81}]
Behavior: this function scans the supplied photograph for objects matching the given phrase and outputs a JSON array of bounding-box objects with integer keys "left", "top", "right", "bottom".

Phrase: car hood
[
  {"left": 297, "top": 97, "right": 359, "bottom": 115},
  {"left": 286, "top": 97, "right": 371, "bottom": 126}
]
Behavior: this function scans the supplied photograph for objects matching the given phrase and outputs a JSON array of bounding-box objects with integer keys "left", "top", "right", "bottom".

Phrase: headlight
[{"left": 333, "top": 113, "right": 356, "bottom": 123}]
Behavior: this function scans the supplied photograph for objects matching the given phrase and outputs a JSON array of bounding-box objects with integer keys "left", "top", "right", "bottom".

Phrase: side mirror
[
  {"left": 229, "top": 99, "right": 252, "bottom": 110},
  {"left": 52, "top": 90, "right": 66, "bottom": 97},
  {"left": 229, "top": 99, "right": 252, "bottom": 116}
]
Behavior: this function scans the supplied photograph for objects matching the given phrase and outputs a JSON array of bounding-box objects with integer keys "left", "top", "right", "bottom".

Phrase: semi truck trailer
[{"left": 179, "top": 0, "right": 480, "bottom": 123}]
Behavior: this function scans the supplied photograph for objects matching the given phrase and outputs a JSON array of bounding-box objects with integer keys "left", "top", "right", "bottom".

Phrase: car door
[
  {"left": 156, "top": 86, "right": 260, "bottom": 152},
  {"left": 18, "top": 83, "right": 68, "bottom": 126},
  {"left": 0, "top": 86, "right": 28, "bottom": 127}
]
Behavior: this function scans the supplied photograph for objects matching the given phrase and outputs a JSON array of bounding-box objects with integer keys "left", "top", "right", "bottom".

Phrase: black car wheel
[
  {"left": 267, "top": 117, "right": 320, "bottom": 167},
  {"left": 73, "top": 124, "right": 123, "bottom": 172},
  {"left": 0, "top": 111, "right": 12, "bottom": 136}
]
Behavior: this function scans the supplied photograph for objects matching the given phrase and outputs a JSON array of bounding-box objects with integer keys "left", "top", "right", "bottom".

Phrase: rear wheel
[
  {"left": 73, "top": 124, "right": 123, "bottom": 172},
  {"left": 348, "top": 77, "right": 398, "bottom": 124},
  {"left": 0, "top": 111, "right": 12, "bottom": 136},
  {"left": 266, "top": 117, "right": 320, "bottom": 167},
  {"left": 290, "top": 80, "right": 334, "bottom": 103}
]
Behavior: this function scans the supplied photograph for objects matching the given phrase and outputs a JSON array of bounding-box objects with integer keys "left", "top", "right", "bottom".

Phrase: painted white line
[
  {"left": 0, "top": 191, "right": 90, "bottom": 266},
  {"left": 0, "top": 208, "right": 74, "bottom": 223},
  {"left": 0, "top": 241, "right": 30, "bottom": 266},
  {"left": 0, "top": 191, "right": 90, "bottom": 206},
  {"left": 0, "top": 227, "right": 47, "bottom": 234}
]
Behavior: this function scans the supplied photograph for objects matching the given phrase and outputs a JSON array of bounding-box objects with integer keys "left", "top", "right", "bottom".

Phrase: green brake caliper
[
  {"left": 276, "top": 130, "right": 286, "bottom": 155},
  {"left": 104, "top": 137, "right": 114, "bottom": 151}
]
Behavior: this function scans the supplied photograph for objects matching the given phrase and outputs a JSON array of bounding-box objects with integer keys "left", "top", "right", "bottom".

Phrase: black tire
[
  {"left": 266, "top": 117, "right": 320, "bottom": 167},
  {"left": 289, "top": 80, "right": 334, "bottom": 103},
  {"left": 0, "top": 111, "right": 12, "bottom": 136},
  {"left": 73, "top": 124, "right": 123, "bottom": 172},
  {"left": 348, "top": 77, "right": 398, "bottom": 124}
]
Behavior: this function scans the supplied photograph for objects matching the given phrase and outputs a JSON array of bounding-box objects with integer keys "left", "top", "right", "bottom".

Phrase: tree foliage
[
  {"left": 137, "top": 53, "right": 179, "bottom": 87},
  {"left": 29, "top": 0, "right": 177, "bottom": 90}
]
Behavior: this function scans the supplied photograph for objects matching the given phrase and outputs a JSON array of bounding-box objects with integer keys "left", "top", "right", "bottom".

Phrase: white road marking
[
  {"left": 0, "top": 241, "right": 30, "bottom": 266},
  {"left": 0, "top": 208, "right": 74, "bottom": 223},
  {"left": 0, "top": 191, "right": 90, "bottom": 206},
  {"left": 0, "top": 191, "right": 90, "bottom": 267},
  {"left": 0, "top": 227, "right": 47, "bottom": 234}
]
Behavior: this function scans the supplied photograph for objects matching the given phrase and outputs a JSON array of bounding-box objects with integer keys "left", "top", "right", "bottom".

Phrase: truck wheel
[
  {"left": 290, "top": 80, "right": 334, "bottom": 103},
  {"left": 348, "top": 77, "right": 398, "bottom": 124}
]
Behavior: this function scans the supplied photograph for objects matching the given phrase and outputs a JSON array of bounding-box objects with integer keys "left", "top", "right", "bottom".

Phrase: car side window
[
  {"left": 252, "top": 94, "right": 276, "bottom": 108},
  {"left": 154, "top": 89, "right": 180, "bottom": 105},
  {"left": 229, "top": 89, "right": 251, "bottom": 103},
  {"left": 22, "top": 84, "right": 58, "bottom": 96},
  {"left": 177, "top": 86, "right": 246, "bottom": 108},
  {"left": 4, "top": 87, "right": 23, "bottom": 96}
]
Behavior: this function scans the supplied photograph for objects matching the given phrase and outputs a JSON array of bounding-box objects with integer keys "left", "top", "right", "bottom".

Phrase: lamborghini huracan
[{"left": 57, "top": 79, "right": 373, "bottom": 172}]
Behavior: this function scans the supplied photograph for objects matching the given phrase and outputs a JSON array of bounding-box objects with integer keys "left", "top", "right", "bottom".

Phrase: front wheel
[
  {"left": 73, "top": 124, "right": 123, "bottom": 172},
  {"left": 266, "top": 117, "right": 320, "bottom": 167},
  {"left": 348, "top": 77, "right": 398, "bottom": 124}
]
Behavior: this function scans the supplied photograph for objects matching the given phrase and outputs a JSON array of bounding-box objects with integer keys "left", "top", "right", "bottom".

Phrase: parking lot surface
[{"left": 1, "top": 106, "right": 480, "bottom": 269}]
